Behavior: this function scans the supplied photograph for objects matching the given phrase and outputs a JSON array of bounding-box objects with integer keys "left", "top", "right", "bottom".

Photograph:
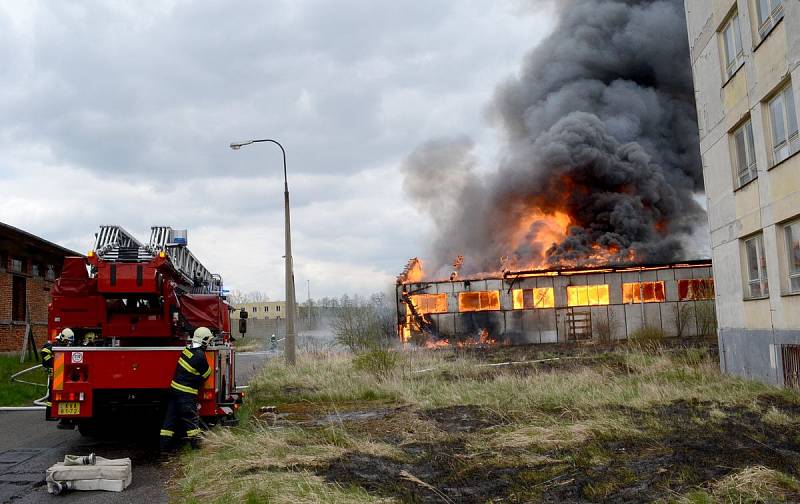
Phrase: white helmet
[
  {"left": 58, "top": 328, "right": 75, "bottom": 345},
  {"left": 192, "top": 327, "right": 213, "bottom": 348}
]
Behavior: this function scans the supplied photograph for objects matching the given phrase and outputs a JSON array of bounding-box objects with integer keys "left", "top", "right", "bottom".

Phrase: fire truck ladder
[
  {"left": 93, "top": 225, "right": 151, "bottom": 261},
  {"left": 149, "top": 226, "right": 222, "bottom": 294}
]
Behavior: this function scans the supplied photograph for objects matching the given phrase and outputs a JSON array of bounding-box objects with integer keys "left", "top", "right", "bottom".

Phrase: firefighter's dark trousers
[{"left": 160, "top": 391, "right": 201, "bottom": 450}]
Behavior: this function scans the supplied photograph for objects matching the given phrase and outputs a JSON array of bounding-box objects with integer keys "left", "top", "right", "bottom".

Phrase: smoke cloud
[{"left": 402, "top": 0, "right": 705, "bottom": 278}]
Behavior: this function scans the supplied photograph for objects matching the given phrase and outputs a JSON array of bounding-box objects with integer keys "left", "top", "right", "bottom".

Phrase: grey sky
[{"left": 0, "top": 1, "right": 554, "bottom": 298}]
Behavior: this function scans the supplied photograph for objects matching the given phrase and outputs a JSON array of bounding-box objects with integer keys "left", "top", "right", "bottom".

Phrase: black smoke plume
[{"left": 402, "top": 0, "right": 706, "bottom": 278}]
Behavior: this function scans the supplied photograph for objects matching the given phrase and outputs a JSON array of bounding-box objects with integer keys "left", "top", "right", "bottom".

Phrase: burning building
[
  {"left": 396, "top": 259, "right": 714, "bottom": 346},
  {"left": 397, "top": 0, "right": 713, "bottom": 346}
]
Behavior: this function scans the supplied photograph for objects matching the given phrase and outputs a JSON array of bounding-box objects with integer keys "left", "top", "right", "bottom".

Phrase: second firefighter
[{"left": 160, "top": 327, "right": 213, "bottom": 450}]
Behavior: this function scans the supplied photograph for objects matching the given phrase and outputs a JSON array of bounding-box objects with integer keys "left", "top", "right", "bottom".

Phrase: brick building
[{"left": 0, "top": 222, "right": 82, "bottom": 352}]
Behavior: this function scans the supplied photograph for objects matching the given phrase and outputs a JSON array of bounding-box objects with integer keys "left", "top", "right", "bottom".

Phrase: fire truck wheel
[{"left": 78, "top": 421, "right": 100, "bottom": 438}]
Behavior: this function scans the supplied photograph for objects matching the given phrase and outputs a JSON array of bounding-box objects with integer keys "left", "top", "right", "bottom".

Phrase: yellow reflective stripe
[
  {"left": 202, "top": 366, "right": 212, "bottom": 379},
  {"left": 170, "top": 381, "right": 198, "bottom": 394},
  {"left": 42, "top": 354, "right": 53, "bottom": 362},
  {"left": 186, "top": 428, "right": 201, "bottom": 437},
  {"left": 178, "top": 357, "right": 200, "bottom": 376},
  {"left": 53, "top": 354, "right": 65, "bottom": 391},
  {"left": 41, "top": 348, "right": 52, "bottom": 354},
  {"left": 182, "top": 348, "right": 194, "bottom": 359},
  {"left": 160, "top": 429, "right": 174, "bottom": 437}
]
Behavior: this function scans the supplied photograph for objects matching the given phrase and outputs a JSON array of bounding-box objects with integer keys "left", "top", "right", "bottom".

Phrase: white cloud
[{"left": 0, "top": 0, "right": 554, "bottom": 297}]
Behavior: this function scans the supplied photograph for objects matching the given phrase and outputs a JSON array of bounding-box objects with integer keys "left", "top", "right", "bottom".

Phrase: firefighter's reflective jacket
[
  {"left": 170, "top": 346, "right": 212, "bottom": 395},
  {"left": 41, "top": 341, "right": 55, "bottom": 370}
]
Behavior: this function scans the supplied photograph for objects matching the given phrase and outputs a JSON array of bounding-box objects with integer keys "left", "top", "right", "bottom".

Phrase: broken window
[
  {"left": 458, "top": 291, "right": 500, "bottom": 312},
  {"left": 567, "top": 285, "right": 609, "bottom": 307},
  {"left": 410, "top": 293, "right": 448, "bottom": 314},
  {"left": 12, "top": 275, "right": 26, "bottom": 322},
  {"left": 678, "top": 279, "right": 716, "bottom": 301},
  {"left": 511, "top": 288, "right": 555, "bottom": 310},
  {"left": 512, "top": 289, "right": 524, "bottom": 310},
  {"left": 622, "top": 281, "right": 666, "bottom": 303}
]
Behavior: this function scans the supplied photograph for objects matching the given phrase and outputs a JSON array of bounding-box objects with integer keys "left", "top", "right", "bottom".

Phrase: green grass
[
  {"left": 175, "top": 344, "right": 800, "bottom": 503},
  {"left": 0, "top": 354, "right": 48, "bottom": 406}
]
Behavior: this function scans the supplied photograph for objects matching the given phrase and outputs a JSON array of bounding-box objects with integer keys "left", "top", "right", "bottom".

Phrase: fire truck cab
[{"left": 47, "top": 226, "right": 241, "bottom": 435}]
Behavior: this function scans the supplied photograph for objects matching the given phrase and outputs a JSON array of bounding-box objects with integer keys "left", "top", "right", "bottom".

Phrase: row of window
[
  {"left": 720, "top": 2, "right": 798, "bottom": 186},
  {"left": 249, "top": 305, "right": 281, "bottom": 313},
  {"left": 742, "top": 219, "right": 800, "bottom": 298},
  {"left": 0, "top": 253, "right": 57, "bottom": 280},
  {"left": 730, "top": 82, "right": 798, "bottom": 188},
  {"left": 410, "top": 279, "right": 715, "bottom": 314}
]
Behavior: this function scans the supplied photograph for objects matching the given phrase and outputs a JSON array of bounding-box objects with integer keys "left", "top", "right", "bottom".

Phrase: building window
[
  {"left": 567, "top": 285, "right": 609, "bottom": 307},
  {"left": 12, "top": 276, "right": 26, "bottom": 322},
  {"left": 744, "top": 234, "right": 769, "bottom": 298},
  {"left": 512, "top": 288, "right": 555, "bottom": 309},
  {"left": 276, "top": 305, "right": 281, "bottom": 312},
  {"left": 678, "top": 279, "right": 716, "bottom": 300},
  {"left": 721, "top": 12, "right": 744, "bottom": 78},
  {"left": 784, "top": 220, "right": 800, "bottom": 293},
  {"left": 10, "top": 258, "right": 23, "bottom": 273},
  {"left": 458, "top": 291, "right": 501, "bottom": 312},
  {"left": 768, "top": 83, "right": 799, "bottom": 164},
  {"left": 755, "top": 0, "right": 783, "bottom": 39},
  {"left": 252, "top": 307, "right": 257, "bottom": 313},
  {"left": 409, "top": 293, "right": 448, "bottom": 314},
  {"left": 732, "top": 120, "right": 758, "bottom": 186},
  {"left": 31, "top": 264, "right": 40, "bottom": 277},
  {"left": 622, "top": 281, "right": 666, "bottom": 303},
  {"left": 265, "top": 306, "right": 270, "bottom": 312},
  {"left": 45, "top": 265, "right": 55, "bottom": 281}
]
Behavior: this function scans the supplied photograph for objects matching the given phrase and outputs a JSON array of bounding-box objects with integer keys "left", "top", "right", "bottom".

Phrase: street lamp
[{"left": 229, "top": 138, "right": 297, "bottom": 366}]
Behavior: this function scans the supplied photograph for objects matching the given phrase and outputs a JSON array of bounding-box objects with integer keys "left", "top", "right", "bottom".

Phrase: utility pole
[
  {"left": 307, "top": 279, "right": 312, "bottom": 330},
  {"left": 230, "top": 138, "right": 297, "bottom": 365}
]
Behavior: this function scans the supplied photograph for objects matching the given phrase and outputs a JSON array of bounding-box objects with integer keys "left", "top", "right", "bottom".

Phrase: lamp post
[{"left": 229, "top": 138, "right": 296, "bottom": 366}]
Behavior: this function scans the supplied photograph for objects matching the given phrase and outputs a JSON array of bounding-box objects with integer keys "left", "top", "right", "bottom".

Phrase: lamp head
[{"left": 230, "top": 140, "right": 253, "bottom": 150}]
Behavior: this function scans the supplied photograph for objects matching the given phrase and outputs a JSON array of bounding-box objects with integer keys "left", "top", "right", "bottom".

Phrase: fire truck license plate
[{"left": 57, "top": 402, "right": 80, "bottom": 415}]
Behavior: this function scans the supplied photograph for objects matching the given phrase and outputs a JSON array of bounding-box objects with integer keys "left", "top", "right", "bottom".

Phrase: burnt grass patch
[
  {"left": 421, "top": 405, "right": 506, "bottom": 433},
  {"left": 320, "top": 396, "right": 800, "bottom": 503}
]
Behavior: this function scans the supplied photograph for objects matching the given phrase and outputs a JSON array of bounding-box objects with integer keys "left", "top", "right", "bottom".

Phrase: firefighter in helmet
[
  {"left": 82, "top": 332, "right": 97, "bottom": 347},
  {"left": 160, "top": 327, "right": 213, "bottom": 451},
  {"left": 41, "top": 328, "right": 74, "bottom": 371},
  {"left": 41, "top": 328, "right": 74, "bottom": 411}
]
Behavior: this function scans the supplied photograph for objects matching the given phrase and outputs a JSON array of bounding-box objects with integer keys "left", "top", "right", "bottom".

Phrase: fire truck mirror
[{"left": 238, "top": 318, "right": 247, "bottom": 335}]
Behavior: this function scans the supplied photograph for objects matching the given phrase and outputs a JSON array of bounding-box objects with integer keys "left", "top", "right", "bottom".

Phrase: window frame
[
  {"left": 743, "top": 234, "right": 769, "bottom": 299},
  {"left": 755, "top": 0, "right": 784, "bottom": 40},
  {"left": 768, "top": 83, "right": 799, "bottom": 165},
  {"left": 720, "top": 11, "right": 744, "bottom": 79},
  {"left": 566, "top": 284, "right": 610, "bottom": 307},
  {"left": 458, "top": 291, "right": 501, "bottom": 312},
  {"left": 783, "top": 219, "right": 800, "bottom": 294},
  {"left": 622, "top": 281, "right": 667, "bottom": 304},
  {"left": 732, "top": 119, "right": 758, "bottom": 187}
]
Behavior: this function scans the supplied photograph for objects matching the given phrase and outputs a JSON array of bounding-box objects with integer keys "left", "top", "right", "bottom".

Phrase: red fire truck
[{"left": 46, "top": 226, "right": 242, "bottom": 435}]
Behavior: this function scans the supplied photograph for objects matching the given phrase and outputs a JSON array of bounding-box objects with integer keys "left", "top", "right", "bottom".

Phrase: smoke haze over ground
[{"left": 402, "top": 0, "right": 706, "bottom": 278}]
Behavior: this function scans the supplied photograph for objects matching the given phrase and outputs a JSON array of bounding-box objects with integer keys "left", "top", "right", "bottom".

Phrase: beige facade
[
  {"left": 684, "top": 0, "right": 800, "bottom": 385},
  {"left": 231, "top": 301, "right": 286, "bottom": 320}
]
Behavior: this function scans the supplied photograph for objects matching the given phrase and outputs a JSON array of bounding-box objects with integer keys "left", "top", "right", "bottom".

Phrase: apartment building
[
  {"left": 684, "top": 0, "right": 800, "bottom": 386},
  {"left": 230, "top": 301, "right": 286, "bottom": 320}
]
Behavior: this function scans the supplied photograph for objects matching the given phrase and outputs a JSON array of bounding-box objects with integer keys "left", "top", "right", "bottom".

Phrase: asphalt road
[{"left": 0, "top": 351, "right": 272, "bottom": 503}]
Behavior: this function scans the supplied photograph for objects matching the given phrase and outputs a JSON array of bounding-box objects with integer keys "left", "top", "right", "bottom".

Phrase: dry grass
[{"left": 175, "top": 344, "right": 800, "bottom": 503}]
